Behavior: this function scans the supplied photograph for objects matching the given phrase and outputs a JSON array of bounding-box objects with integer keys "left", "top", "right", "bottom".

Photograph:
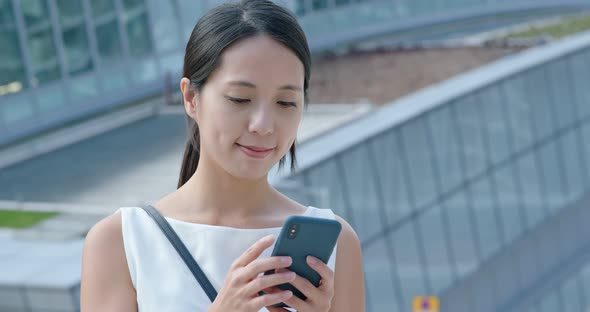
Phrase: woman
[{"left": 80, "top": 1, "right": 365, "bottom": 311}]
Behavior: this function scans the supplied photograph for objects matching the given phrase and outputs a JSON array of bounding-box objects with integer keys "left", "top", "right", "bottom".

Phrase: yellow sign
[{"left": 413, "top": 296, "right": 440, "bottom": 312}]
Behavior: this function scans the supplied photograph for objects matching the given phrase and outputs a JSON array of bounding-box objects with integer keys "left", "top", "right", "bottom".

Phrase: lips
[
  {"left": 238, "top": 144, "right": 274, "bottom": 152},
  {"left": 236, "top": 144, "right": 275, "bottom": 159}
]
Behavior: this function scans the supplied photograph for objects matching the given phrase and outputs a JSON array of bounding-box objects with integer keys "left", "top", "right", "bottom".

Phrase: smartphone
[{"left": 259, "top": 215, "right": 342, "bottom": 308}]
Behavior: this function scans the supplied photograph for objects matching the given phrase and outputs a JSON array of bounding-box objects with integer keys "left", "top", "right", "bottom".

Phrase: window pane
[
  {"left": 126, "top": 12, "right": 152, "bottom": 56},
  {"left": 446, "top": 190, "right": 478, "bottom": 278},
  {"left": 35, "top": 66, "right": 60, "bottom": 84},
  {"left": 370, "top": 131, "right": 412, "bottom": 225},
  {"left": 470, "top": 178, "right": 502, "bottom": 260},
  {"left": 364, "top": 237, "right": 402, "bottom": 311},
  {"left": 480, "top": 85, "right": 511, "bottom": 165},
  {"left": 29, "top": 29, "right": 57, "bottom": 68},
  {"left": 418, "top": 204, "right": 453, "bottom": 293},
  {"left": 494, "top": 164, "right": 524, "bottom": 244},
  {"left": 516, "top": 153, "right": 545, "bottom": 229},
  {"left": 2, "top": 93, "right": 34, "bottom": 124},
  {"left": 560, "top": 131, "right": 586, "bottom": 203},
  {"left": 538, "top": 141, "right": 567, "bottom": 215},
  {"left": 561, "top": 278, "right": 583, "bottom": 312},
  {"left": 101, "top": 61, "right": 127, "bottom": 91},
  {"left": 339, "top": 145, "right": 382, "bottom": 238},
  {"left": 123, "top": 0, "right": 143, "bottom": 10},
  {"left": 295, "top": 0, "right": 306, "bottom": 15},
  {"left": 28, "top": 29, "right": 60, "bottom": 84},
  {"left": 582, "top": 123, "right": 590, "bottom": 186},
  {"left": 91, "top": 0, "right": 115, "bottom": 18},
  {"left": 0, "top": 0, "right": 15, "bottom": 28},
  {"left": 579, "top": 263, "right": 590, "bottom": 306},
  {"left": 22, "top": 0, "right": 49, "bottom": 28},
  {"left": 312, "top": 0, "right": 328, "bottom": 10},
  {"left": 428, "top": 106, "right": 463, "bottom": 195},
  {"left": 56, "top": 0, "right": 82, "bottom": 27},
  {"left": 96, "top": 20, "right": 122, "bottom": 62},
  {"left": 569, "top": 51, "right": 590, "bottom": 121},
  {"left": 302, "top": 160, "right": 353, "bottom": 224},
  {"left": 501, "top": 76, "right": 535, "bottom": 152},
  {"left": 538, "top": 291, "right": 561, "bottom": 312},
  {"left": 392, "top": 223, "right": 427, "bottom": 307},
  {"left": 453, "top": 94, "right": 487, "bottom": 180},
  {"left": 546, "top": 59, "right": 575, "bottom": 130},
  {"left": 131, "top": 57, "right": 156, "bottom": 84},
  {"left": 63, "top": 25, "right": 93, "bottom": 75},
  {"left": 400, "top": 118, "right": 437, "bottom": 209},
  {"left": 148, "top": 1, "right": 180, "bottom": 53},
  {"left": 70, "top": 74, "right": 97, "bottom": 101},
  {"left": 36, "top": 83, "right": 65, "bottom": 112},
  {"left": 0, "top": 30, "right": 25, "bottom": 88},
  {"left": 524, "top": 67, "right": 554, "bottom": 141}
]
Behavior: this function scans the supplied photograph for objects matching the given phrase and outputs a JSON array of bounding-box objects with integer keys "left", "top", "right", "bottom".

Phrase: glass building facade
[
  {"left": 2, "top": 0, "right": 587, "bottom": 146},
  {"left": 273, "top": 32, "right": 590, "bottom": 310}
]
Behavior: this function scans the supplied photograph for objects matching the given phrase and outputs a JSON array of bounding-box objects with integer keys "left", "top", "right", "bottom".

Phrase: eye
[
  {"left": 278, "top": 101, "right": 297, "bottom": 107},
  {"left": 226, "top": 97, "right": 250, "bottom": 104}
]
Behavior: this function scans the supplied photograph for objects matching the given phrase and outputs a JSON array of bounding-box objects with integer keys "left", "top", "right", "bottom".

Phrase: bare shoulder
[
  {"left": 331, "top": 214, "right": 365, "bottom": 312},
  {"left": 80, "top": 211, "right": 137, "bottom": 311},
  {"left": 334, "top": 215, "right": 360, "bottom": 248}
]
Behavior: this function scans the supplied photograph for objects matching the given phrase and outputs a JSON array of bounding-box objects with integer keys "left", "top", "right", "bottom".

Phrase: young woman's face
[{"left": 189, "top": 35, "right": 305, "bottom": 180}]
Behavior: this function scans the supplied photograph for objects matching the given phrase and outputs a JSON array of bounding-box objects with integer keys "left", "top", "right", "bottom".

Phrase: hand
[
  {"left": 265, "top": 256, "right": 335, "bottom": 312},
  {"left": 208, "top": 235, "right": 296, "bottom": 312}
]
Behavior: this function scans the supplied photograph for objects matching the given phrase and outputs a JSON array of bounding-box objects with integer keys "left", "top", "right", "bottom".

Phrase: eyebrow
[{"left": 226, "top": 80, "right": 302, "bottom": 92}]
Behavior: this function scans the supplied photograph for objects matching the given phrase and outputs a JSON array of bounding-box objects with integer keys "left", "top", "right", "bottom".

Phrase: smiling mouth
[{"left": 236, "top": 144, "right": 275, "bottom": 159}]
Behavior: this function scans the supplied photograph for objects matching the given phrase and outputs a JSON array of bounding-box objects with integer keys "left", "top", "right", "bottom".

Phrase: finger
[
  {"left": 242, "top": 256, "right": 292, "bottom": 280},
  {"left": 232, "top": 235, "right": 275, "bottom": 268},
  {"left": 266, "top": 307, "right": 289, "bottom": 312},
  {"left": 288, "top": 274, "right": 322, "bottom": 303},
  {"left": 282, "top": 292, "right": 310, "bottom": 311},
  {"left": 249, "top": 290, "right": 292, "bottom": 310},
  {"left": 307, "top": 256, "right": 334, "bottom": 289},
  {"left": 245, "top": 271, "right": 296, "bottom": 294}
]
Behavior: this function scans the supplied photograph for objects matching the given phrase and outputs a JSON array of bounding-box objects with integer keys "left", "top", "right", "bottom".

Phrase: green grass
[
  {"left": 507, "top": 14, "right": 590, "bottom": 39},
  {"left": 0, "top": 210, "right": 59, "bottom": 229}
]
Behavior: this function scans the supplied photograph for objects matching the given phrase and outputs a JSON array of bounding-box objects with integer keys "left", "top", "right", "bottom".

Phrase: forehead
[{"left": 211, "top": 35, "right": 305, "bottom": 88}]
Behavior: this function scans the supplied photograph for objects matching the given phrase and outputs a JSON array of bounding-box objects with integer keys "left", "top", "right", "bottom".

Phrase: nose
[{"left": 248, "top": 104, "right": 274, "bottom": 136}]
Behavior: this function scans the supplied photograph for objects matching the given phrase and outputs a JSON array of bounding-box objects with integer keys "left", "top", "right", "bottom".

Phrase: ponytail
[{"left": 177, "top": 119, "right": 200, "bottom": 188}]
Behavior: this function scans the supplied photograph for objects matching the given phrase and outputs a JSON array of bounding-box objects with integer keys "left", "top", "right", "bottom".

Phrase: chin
[
  {"left": 231, "top": 169, "right": 269, "bottom": 181},
  {"left": 226, "top": 161, "right": 273, "bottom": 180}
]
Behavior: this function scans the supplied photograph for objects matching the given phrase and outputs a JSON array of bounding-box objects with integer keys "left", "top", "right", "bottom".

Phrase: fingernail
[
  {"left": 283, "top": 272, "right": 296, "bottom": 279},
  {"left": 281, "top": 257, "right": 292, "bottom": 264},
  {"left": 281, "top": 290, "right": 293, "bottom": 298},
  {"left": 307, "top": 256, "right": 317, "bottom": 264}
]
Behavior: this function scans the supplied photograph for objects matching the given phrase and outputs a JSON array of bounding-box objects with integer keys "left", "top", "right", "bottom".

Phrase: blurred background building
[{"left": 2, "top": 0, "right": 590, "bottom": 311}]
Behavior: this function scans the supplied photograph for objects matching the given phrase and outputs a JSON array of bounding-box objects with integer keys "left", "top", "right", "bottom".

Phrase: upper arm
[
  {"left": 330, "top": 215, "right": 365, "bottom": 312},
  {"left": 80, "top": 211, "right": 138, "bottom": 312}
]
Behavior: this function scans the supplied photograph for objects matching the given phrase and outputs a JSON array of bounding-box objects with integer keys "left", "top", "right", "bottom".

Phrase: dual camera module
[{"left": 287, "top": 223, "right": 299, "bottom": 239}]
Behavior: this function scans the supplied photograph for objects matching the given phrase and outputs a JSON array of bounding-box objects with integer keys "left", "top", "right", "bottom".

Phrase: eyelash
[{"left": 226, "top": 97, "right": 297, "bottom": 107}]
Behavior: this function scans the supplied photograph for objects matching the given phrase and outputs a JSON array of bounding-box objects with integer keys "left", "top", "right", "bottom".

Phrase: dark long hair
[{"left": 177, "top": 0, "right": 311, "bottom": 188}]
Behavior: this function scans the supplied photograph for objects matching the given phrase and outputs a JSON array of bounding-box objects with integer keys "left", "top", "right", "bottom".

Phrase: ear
[{"left": 180, "top": 77, "right": 199, "bottom": 120}]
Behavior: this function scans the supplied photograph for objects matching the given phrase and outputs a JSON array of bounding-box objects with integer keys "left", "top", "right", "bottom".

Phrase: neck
[{"left": 180, "top": 157, "right": 278, "bottom": 219}]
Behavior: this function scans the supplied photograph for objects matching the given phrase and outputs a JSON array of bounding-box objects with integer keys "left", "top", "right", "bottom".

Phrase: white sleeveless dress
[{"left": 118, "top": 206, "right": 338, "bottom": 312}]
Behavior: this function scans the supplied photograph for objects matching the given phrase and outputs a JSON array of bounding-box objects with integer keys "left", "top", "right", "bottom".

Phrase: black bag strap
[{"left": 140, "top": 205, "right": 218, "bottom": 302}]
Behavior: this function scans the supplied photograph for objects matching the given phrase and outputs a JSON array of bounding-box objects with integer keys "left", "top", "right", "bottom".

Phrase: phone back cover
[{"left": 272, "top": 216, "right": 342, "bottom": 296}]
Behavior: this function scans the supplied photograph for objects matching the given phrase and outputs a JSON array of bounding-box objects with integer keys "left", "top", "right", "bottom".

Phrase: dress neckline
[{"left": 159, "top": 206, "right": 314, "bottom": 231}]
